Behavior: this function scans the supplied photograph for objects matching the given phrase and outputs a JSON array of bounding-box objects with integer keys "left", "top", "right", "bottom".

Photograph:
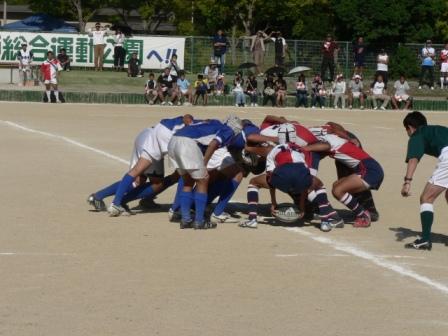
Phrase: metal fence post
[
  {"left": 345, "top": 41, "right": 349, "bottom": 78},
  {"left": 190, "top": 36, "right": 194, "bottom": 74},
  {"left": 294, "top": 40, "right": 297, "bottom": 67}
]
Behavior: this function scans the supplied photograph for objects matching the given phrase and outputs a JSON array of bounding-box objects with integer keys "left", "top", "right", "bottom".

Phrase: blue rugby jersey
[
  {"left": 159, "top": 116, "right": 190, "bottom": 132},
  {"left": 229, "top": 122, "right": 260, "bottom": 150}
]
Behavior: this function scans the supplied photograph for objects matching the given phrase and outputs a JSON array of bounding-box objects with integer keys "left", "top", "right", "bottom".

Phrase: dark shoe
[
  {"left": 87, "top": 194, "right": 106, "bottom": 211},
  {"left": 405, "top": 238, "right": 432, "bottom": 251},
  {"left": 369, "top": 208, "right": 380, "bottom": 222},
  {"left": 180, "top": 219, "right": 193, "bottom": 229}
]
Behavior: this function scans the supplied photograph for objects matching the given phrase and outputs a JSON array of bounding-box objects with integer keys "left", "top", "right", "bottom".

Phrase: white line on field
[
  {"left": 3, "top": 120, "right": 448, "bottom": 296},
  {"left": 373, "top": 126, "right": 393, "bottom": 130},
  {"left": 285, "top": 227, "right": 448, "bottom": 295}
]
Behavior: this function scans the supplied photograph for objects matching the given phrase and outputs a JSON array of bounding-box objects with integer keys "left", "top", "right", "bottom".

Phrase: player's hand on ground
[
  {"left": 401, "top": 183, "right": 411, "bottom": 197},
  {"left": 270, "top": 204, "right": 278, "bottom": 216}
]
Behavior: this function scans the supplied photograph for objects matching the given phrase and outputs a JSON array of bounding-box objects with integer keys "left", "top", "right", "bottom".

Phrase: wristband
[{"left": 404, "top": 177, "right": 412, "bottom": 182}]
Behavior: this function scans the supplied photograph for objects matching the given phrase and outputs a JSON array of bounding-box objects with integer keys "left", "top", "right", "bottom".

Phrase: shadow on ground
[{"left": 390, "top": 227, "right": 448, "bottom": 246}]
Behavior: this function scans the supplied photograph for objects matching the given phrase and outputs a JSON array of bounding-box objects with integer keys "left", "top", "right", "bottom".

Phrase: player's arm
[
  {"left": 203, "top": 139, "right": 220, "bottom": 166},
  {"left": 325, "top": 122, "right": 352, "bottom": 141},
  {"left": 246, "top": 133, "right": 278, "bottom": 145},
  {"left": 244, "top": 145, "right": 272, "bottom": 157},
  {"left": 401, "top": 158, "right": 419, "bottom": 197},
  {"left": 269, "top": 186, "right": 278, "bottom": 215},
  {"left": 301, "top": 141, "right": 331, "bottom": 153}
]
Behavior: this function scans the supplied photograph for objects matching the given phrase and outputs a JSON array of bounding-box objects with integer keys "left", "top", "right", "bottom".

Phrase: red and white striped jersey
[
  {"left": 266, "top": 143, "right": 306, "bottom": 172},
  {"left": 260, "top": 118, "right": 318, "bottom": 147},
  {"left": 40, "top": 59, "right": 62, "bottom": 80},
  {"left": 441, "top": 49, "right": 448, "bottom": 63},
  {"left": 331, "top": 142, "right": 371, "bottom": 168},
  {"left": 308, "top": 125, "right": 347, "bottom": 150}
]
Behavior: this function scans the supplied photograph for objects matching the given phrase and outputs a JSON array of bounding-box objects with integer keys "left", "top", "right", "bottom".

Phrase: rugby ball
[{"left": 274, "top": 205, "right": 302, "bottom": 223}]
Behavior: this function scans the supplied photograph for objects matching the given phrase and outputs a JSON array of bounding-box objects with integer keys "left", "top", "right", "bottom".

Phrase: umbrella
[
  {"left": 265, "top": 66, "right": 285, "bottom": 75},
  {"left": 288, "top": 66, "right": 312, "bottom": 75},
  {"left": 238, "top": 62, "right": 257, "bottom": 70}
]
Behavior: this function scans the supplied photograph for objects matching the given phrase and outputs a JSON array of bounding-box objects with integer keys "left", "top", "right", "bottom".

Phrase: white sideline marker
[{"left": 2, "top": 119, "right": 448, "bottom": 296}]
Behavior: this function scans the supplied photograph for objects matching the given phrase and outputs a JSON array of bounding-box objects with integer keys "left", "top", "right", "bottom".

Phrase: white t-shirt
[
  {"left": 372, "top": 81, "right": 385, "bottom": 95},
  {"left": 377, "top": 54, "right": 388, "bottom": 71},
  {"left": 421, "top": 47, "right": 435, "bottom": 66},
  {"left": 114, "top": 33, "right": 125, "bottom": 47},
  {"left": 394, "top": 80, "right": 410, "bottom": 97},
  {"left": 271, "top": 37, "right": 286, "bottom": 46},
  {"left": 90, "top": 29, "right": 108, "bottom": 45}
]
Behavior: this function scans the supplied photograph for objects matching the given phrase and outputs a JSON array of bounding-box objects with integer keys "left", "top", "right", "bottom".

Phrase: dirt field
[{"left": 1, "top": 102, "right": 448, "bottom": 336}]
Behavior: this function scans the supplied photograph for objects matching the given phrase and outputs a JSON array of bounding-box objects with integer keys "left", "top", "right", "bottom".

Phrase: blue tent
[{"left": 0, "top": 14, "right": 78, "bottom": 32}]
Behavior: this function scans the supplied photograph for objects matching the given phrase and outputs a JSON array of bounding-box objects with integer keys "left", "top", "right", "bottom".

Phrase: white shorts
[
  {"left": 44, "top": 79, "right": 58, "bottom": 85},
  {"left": 180, "top": 89, "right": 188, "bottom": 95},
  {"left": 429, "top": 147, "right": 448, "bottom": 188},
  {"left": 352, "top": 92, "right": 361, "bottom": 98},
  {"left": 441, "top": 63, "right": 448, "bottom": 73},
  {"left": 207, "top": 147, "right": 235, "bottom": 171},
  {"left": 130, "top": 127, "right": 164, "bottom": 176},
  {"left": 394, "top": 94, "right": 410, "bottom": 102},
  {"left": 168, "top": 136, "right": 208, "bottom": 179},
  {"left": 153, "top": 123, "right": 173, "bottom": 158}
]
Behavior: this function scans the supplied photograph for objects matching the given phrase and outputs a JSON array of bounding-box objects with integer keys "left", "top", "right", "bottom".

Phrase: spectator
[
  {"left": 321, "top": 34, "right": 339, "bottom": 82},
  {"left": 376, "top": 49, "right": 389, "bottom": 85},
  {"left": 263, "top": 74, "right": 276, "bottom": 106},
  {"left": 250, "top": 31, "right": 268, "bottom": 75},
  {"left": 269, "top": 31, "right": 287, "bottom": 67},
  {"left": 88, "top": 22, "right": 109, "bottom": 71},
  {"left": 391, "top": 75, "right": 412, "bottom": 110},
  {"left": 233, "top": 72, "right": 245, "bottom": 107},
  {"left": 204, "top": 58, "right": 219, "bottom": 94},
  {"left": 368, "top": 74, "right": 390, "bottom": 110},
  {"left": 332, "top": 74, "right": 346, "bottom": 109},
  {"left": 17, "top": 42, "right": 33, "bottom": 86},
  {"left": 157, "top": 67, "right": 177, "bottom": 105},
  {"left": 193, "top": 74, "right": 208, "bottom": 105},
  {"left": 295, "top": 73, "right": 308, "bottom": 107},
  {"left": 440, "top": 43, "right": 448, "bottom": 89},
  {"left": 215, "top": 74, "right": 225, "bottom": 96},
  {"left": 113, "top": 28, "right": 126, "bottom": 71},
  {"left": 348, "top": 74, "right": 365, "bottom": 109},
  {"left": 144, "top": 72, "right": 158, "bottom": 105},
  {"left": 212, "top": 29, "right": 228, "bottom": 74},
  {"left": 353, "top": 36, "right": 366, "bottom": 75},
  {"left": 419, "top": 39, "right": 435, "bottom": 90},
  {"left": 246, "top": 73, "right": 258, "bottom": 106},
  {"left": 275, "top": 73, "right": 287, "bottom": 107},
  {"left": 311, "top": 74, "right": 326, "bottom": 109},
  {"left": 177, "top": 72, "right": 192, "bottom": 105},
  {"left": 127, "top": 52, "right": 142, "bottom": 77},
  {"left": 57, "top": 48, "right": 71, "bottom": 72},
  {"left": 168, "top": 54, "right": 180, "bottom": 81}
]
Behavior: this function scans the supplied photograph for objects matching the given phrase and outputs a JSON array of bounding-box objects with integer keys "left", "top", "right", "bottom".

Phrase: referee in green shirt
[{"left": 402, "top": 111, "right": 448, "bottom": 250}]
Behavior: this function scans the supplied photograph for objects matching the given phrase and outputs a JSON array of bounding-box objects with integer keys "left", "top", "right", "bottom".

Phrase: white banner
[{"left": 0, "top": 31, "right": 185, "bottom": 69}]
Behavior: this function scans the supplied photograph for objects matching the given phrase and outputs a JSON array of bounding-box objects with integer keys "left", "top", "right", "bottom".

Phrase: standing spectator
[
  {"left": 269, "top": 31, "right": 287, "bottom": 67},
  {"left": 17, "top": 42, "right": 33, "bottom": 86},
  {"left": 295, "top": 73, "right": 308, "bottom": 107},
  {"left": 168, "top": 54, "right": 180, "bottom": 81},
  {"left": 212, "top": 29, "right": 228, "bottom": 74},
  {"left": 40, "top": 51, "right": 62, "bottom": 103},
  {"left": 127, "top": 52, "right": 142, "bottom": 77},
  {"left": 419, "top": 40, "right": 435, "bottom": 90},
  {"left": 246, "top": 73, "right": 258, "bottom": 106},
  {"left": 57, "top": 48, "right": 71, "bottom": 72},
  {"left": 376, "top": 49, "right": 389, "bottom": 85},
  {"left": 353, "top": 36, "right": 366, "bottom": 75},
  {"left": 440, "top": 43, "right": 448, "bottom": 89},
  {"left": 368, "top": 74, "right": 390, "bottom": 110},
  {"left": 89, "top": 22, "right": 109, "bottom": 71},
  {"left": 157, "top": 67, "right": 177, "bottom": 105},
  {"left": 391, "top": 75, "right": 412, "bottom": 110},
  {"left": 263, "top": 74, "right": 276, "bottom": 106},
  {"left": 332, "top": 74, "right": 346, "bottom": 109},
  {"left": 321, "top": 34, "right": 339, "bottom": 82},
  {"left": 177, "top": 72, "right": 192, "bottom": 105},
  {"left": 250, "top": 31, "right": 267, "bottom": 75},
  {"left": 348, "top": 74, "right": 365, "bottom": 109},
  {"left": 275, "top": 73, "right": 287, "bottom": 107},
  {"left": 113, "top": 28, "right": 126, "bottom": 71},
  {"left": 233, "top": 72, "right": 245, "bottom": 107},
  {"left": 204, "top": 58, "right": 219, "bottom": 94},
  {"left": 311, "top": 74, "right": 326, "bottom": 108},
  {"left": 144, "top": 72, "right": 158, "bottom": 105},
  {"left": 193, "top": 74, "right": 208, "bottom": 105}
]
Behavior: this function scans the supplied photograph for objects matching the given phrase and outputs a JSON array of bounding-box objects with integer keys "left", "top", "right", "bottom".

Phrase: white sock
[
  {"left": 54, "top": 91, "right": 60, "bottom": 101},
  {"left": 440, "top": 77, "right": 444, "bottom": 89},
  {"left": 46, "top": 90, "right": 51, "bottom": 101}
]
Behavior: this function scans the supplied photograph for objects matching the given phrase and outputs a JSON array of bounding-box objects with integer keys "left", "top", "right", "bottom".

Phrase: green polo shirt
[{"left": 406, "top": 125, "right": 448, "bottom": 162}]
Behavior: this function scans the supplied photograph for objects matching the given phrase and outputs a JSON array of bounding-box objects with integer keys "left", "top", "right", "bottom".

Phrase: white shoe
[
  {"left": 431, "top": 87, "right": 434, "bottom": 90},
  {"left": 239, "top": 218, "right": 258, "bottom": 228},
  {"left": 380, "top": 106, "right": 386, "bottom": 110},
  {"left": 211, "top": 212, "right": 238, "bottom": 224},
  {"left": 360, "top": 105, "right": 364, "bottom": 110},
  {"left": 235, "top": 104, "right": 239, "bottom": 107},
  {"left": 349, "top": 105, "right": 353, "bottom": 109},
  {"left": 161, "top": 101, "right": 166, "bottom": 105},
  {"left": 311, "top": 106, "right": 316, "bottom": 109},
  {"left": 334, "top": 105, "right": 337, "bottom": 109},
  {"left": 320, "top": 221, "right": 332, "bottom": 232},
  {"left": 418, "top": 86, "right": 422, "bottom": 89},
  {"left": 321, "top": 106, "right": 325, "bottom": 109},
  {"left": 108, "top": 204, "right": 125, "bottom": 217},
  {"left": 254, "top": 103, "right": 258, "bottom": 107},
  {"left": 168, "top": 101, "right": 173, "bottom": 106},
  {"left": 373, "top": 107, "right": 378, "bottom": 110}
]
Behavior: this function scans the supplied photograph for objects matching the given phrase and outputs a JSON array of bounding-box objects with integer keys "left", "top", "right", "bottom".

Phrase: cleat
[
  {"left": 87, "top": 194, "right": 107, "bottom": 211},
  {"left": 138, "top": 198, "right": 161, "bottom": 210},
  {"left": 239, "top": 218, "right": 258, "bottom": 229},
  {"left": 108, "top": 203, "right": 126, "bottom": 217},
  {"left": 405, "top": 238, "right": 432, "bottom": 250},
  {"left": 329, "top": 215, "right": 344, "bottom": 228},
  {"left": 180, "top": 218, "right": 193, "bottom": 229},
  {"left": 168, "top": 208, "right": 182, "bottom": 222},
  {"left": 210, "top": 212, "right": 238, "bottom": 224},
  {"left": 353, "top": 211, "right": 371, "bottom": 228},
  {"left": 193, "top": 220, "right": 210, "bottom": 230},
  {"left": 369, "top": 209, "right": 380, "bottom": 222},
  {"left": 320, "top": 221, "right": 332, "bottom": 232}
]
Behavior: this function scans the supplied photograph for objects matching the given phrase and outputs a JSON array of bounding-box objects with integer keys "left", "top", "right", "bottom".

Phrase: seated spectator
[
  {"left": 204, "top": 58, "right": 219, "bottom": 94},
  {"left": 144, "top": 72, "right": 158, "bottom": 105},
  {"left": 391, "top": 75, "right": 412, "bottom": 110},
  {"left": 311, "top": 74, "right": 326, "bottom": 109},
  {"left": 263, "top": 74, "right": 276, "bottom": 106},
  {"left": 348, "top": 74, "right": 365, "bottom": 109},
  {"left": 168, "top": 54, "right": 180, "bottom": 81},
  {"left": 275, "top": 73, "right": 287, "bottom": 107},
  {"left": 193, "top": 74, "right": 208, "bottom": 105},
  {"left": 128, "top": 52, "right": 143, "bottom": 77},
  {"left": 57, "top": 48, "right": 71, "bottom": 71},
  {"left": 177, "top": 71, "right": 192, "bottom": 105},
  {"left": 246, "top": 73, "right": 258, "bottom": 106},
  {"left": 295, "top": 73, "right": 308, "bottom": 107},
  {"left": 368, "top": 74, "right": 389, "bottom": 110},
  {"left": 156, "top": 67, "right": 177, "bottom": 105},
  {"left": 332, "top": 74, "right": 346, "bottom": 109},
  {"left": 215, "top": 75, "right": 225, "bottom": 96},
  {"left": 233, "top": 72, "right": 245, "bottom": 107}
]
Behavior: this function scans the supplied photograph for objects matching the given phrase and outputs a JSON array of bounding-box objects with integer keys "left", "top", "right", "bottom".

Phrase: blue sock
[
  {"left": 194, "top": 192, "right": 208, "bottom": 223},
  {"left": 207, "top": 180, "right": 225, "bottom": 204},
  {"left": 171, "top": 177, "right": 184, "bottom": 212},
  {"left": 213, "top": 179, "right": 240, "bottom": 216},
  {"left": 94, "top": 181, "right": 120, "bottom": 200},
  {"left": 180, "top": 190, "right": 193, "bottom": 221},
  {"left": 112, "top": 174, "right": 135, "bottom": 206},
  {"left": 121, "top": 182, "right": 155, "bottom": 204}
]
